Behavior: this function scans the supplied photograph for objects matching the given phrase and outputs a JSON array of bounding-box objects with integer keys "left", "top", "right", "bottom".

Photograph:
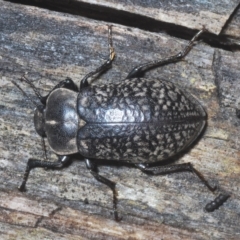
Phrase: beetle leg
[
  {"left": 126, "top": 28, "right": 206, "bottom": 79},
  {"left": 40, "top": 77, "right": 78, "bottom": 105},
  {"left": 135, "top": 162, "right": 216, "bottom": 192},
  {"left": 85, "top": 158, "right": 120, "bottom": 221},
  {"left": 19, "top": 155, "right": 71, "bottom": 191},
  {"left": 205, "top": 193, "right": 230, "bottom": 212},
  {"left": 41, "top": 137, "right": 48, "bottom": 160},
  {"left": 80, "top": 25, "right": 115, "bottom": 89}
]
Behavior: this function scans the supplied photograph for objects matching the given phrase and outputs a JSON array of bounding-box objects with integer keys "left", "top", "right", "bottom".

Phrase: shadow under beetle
[{"left": 14, "top": 26, "right": 219, "bottom": 221}]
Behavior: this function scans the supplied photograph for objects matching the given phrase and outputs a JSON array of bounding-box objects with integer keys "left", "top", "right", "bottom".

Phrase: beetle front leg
[
  {"left": 80, "top": 25, "right": 115, "bottom": 89},
  {"left": 135, "top": 162, "right": 216, "bottom": 192},
  {"left": 126, "top": 28, "right": 206, "bottom": 79},
  {"left": 85, "top": 159, "right": 120, "bottom": 221},
  {"left": 19, "top": 155, "right": 71, "bottom": 191},
  {"left": 40, "top": 77, "right": 78, "bottom": 104}
]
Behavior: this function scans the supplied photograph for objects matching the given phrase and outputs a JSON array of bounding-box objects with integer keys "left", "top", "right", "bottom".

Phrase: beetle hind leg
[
  {"left": 85, "top": 159, "right": 121, "bottom": 221},
  {"left": 135, "top": 162, "right": 216, "bottom": 192}
]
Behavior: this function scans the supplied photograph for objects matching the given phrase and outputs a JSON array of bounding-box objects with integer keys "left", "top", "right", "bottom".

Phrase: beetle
[
  {"left": 14, "top": 26, "right": 217, "bottom": 220},
  {"left": 205, "top": 194, "right": 230, "bottom": 212}
]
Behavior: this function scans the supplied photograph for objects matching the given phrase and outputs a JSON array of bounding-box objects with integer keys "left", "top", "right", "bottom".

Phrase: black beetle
[
  {"left": 205, "top": 194, "right": 230, "bottom": 212},
  {"left": 14, "top": 26, "right": 217, "bottom": 220}
]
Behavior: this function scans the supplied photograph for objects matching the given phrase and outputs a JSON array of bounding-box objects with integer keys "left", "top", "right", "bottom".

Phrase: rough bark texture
[{"left": 0, "top": 1, "right": 240, "bottom": 239}]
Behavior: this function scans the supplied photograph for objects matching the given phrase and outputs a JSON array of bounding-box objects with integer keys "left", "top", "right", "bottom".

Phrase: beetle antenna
[
  {"left": 20, "top": 76, "right": 44, "bottom": 102},
  {"left": 12, "top": 80, "right": 49, "bottom": 163},
  {"left": 11, "top": 80, "right": 42, "bottom": 110}
]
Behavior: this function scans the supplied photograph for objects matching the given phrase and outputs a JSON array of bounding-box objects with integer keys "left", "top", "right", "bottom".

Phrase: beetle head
[{"left": 34, "top": 105, "right": 46, "bottom": 137}]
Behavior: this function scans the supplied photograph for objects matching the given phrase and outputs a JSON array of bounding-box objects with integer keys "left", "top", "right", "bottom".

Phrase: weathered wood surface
[
  {"left": 30, "top": 0, "right": 240, "bottom": 35},
  {"left": 0, "top": 1, "right": 240, "bottom": 239},
  {"left": 23, "top": 0, "right": 240, "bottom": 44},
  {"left": 223, "top": 6, "right": 240, "bottom": 43}
]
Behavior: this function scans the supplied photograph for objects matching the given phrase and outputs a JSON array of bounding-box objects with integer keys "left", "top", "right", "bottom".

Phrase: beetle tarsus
[
  {"left": 80, "top": 25, "right": 115, "bottom": 89},
  {"left": 186, "top": 163, "right": 217, "bottom": 192},
  {"left": 18, "top": 170, "right": 29, "bottom": 192},
  {"left": 19, "top": 158, "right": 38, "bottom": 192},
  {"left": 85, "top": 158, "right": 121, "bottom": 221},
  {"left": 205, "top": 193, "right": 230, "bottom": 212}
]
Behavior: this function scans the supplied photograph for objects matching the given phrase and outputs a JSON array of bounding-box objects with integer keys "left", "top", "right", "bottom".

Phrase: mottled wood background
[{"left": 0, "top": 0, "right": 240, "bottom": 239}]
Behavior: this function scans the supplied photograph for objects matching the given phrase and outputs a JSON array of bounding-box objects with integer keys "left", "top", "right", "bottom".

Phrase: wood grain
[
  {"left": 78, "top": 0, "right": 240, "bottom": 34},
  {"left": 223, "top": 6, "right": 240, "bottom": 43},
  {"left": 0, "top": 1, "right": 240, "bottom": 239},
  {"left": 28, "top": 0, "right": 240, "bottom": 35}
]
